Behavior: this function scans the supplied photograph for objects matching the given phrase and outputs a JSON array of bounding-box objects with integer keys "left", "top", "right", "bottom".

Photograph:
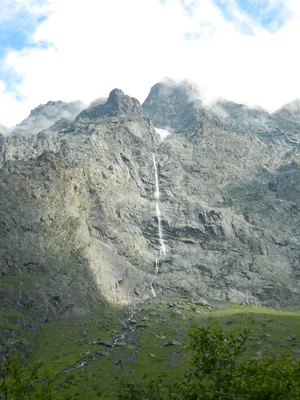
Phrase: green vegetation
[
  {"left": 118, "top": 325, "right": 300, "bottom": 399},
  {"left": 2, "top": 299, "right": 300, "bottom": 399},
  {"left": 2, "top": 321, "right": 300, "bottom": 399},
  {"left": 0, "top": 355, "right": 63, "bottom": 399}
]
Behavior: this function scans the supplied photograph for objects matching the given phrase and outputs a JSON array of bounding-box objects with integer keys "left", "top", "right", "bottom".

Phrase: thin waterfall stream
[{"left": 150, "top": 152, "right": 166, "bottom": 297}]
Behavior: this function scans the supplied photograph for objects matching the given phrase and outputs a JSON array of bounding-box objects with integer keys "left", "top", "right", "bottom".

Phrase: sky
[{"left": 0, "top": 0, "right": 300, "bottom": 127}]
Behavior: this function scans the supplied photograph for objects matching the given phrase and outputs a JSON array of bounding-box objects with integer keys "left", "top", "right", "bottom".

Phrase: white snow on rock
[{"left": 154, "top": 127, "right": 171, "bottom": 141}]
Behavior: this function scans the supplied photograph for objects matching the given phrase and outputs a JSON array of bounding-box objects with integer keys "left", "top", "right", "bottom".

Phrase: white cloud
[
  {"left": 0, "top": 0, "right": 300, "bottom": 127},
  {"left": 0, "top": 0, "right": 51, "bottom": 22},
  {"left": 0, "top": 82, "right": 30, "bottom": 128}
]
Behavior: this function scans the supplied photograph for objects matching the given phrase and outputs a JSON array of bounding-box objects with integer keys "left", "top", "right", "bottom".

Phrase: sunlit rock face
[{"left": 1, "top": 81, "right": 300, "bottom": 354}]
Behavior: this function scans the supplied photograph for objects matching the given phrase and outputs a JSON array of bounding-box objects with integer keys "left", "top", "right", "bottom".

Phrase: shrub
[
  {"left": 0, "top": 355, "right": 62, "bottom": 400},
  {"left": 117, "top": 325, "right": 300, "bottom": 400}
]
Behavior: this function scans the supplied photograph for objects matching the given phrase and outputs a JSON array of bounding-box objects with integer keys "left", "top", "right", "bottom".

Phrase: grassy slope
[
  {"left": 29, "top": 299, "right": 300, "bottom": 399},
  {"left": 0, "top": 273, "right": 43, "bottom": 355}
]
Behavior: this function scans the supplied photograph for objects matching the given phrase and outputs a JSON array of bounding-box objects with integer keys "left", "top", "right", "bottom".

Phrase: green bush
[
  {"left": 117, "top": 325, "right": 300, "bottom": 400},
  {"left": 0, "top": 355, "right": 62, "bottom": 400}
]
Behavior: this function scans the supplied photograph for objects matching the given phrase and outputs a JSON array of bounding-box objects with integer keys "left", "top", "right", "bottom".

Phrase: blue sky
[
  {"left": 214, "top": 0, "right": 286, "bottom": 32},
  {"left": 0, "top": 26, "right": 30, "bottom": 93},
  {"left": 0, "top": 2, "right": 45, "bottom": 53},
  {"left": 0, "top": 3, "right": 48, "bottom": 93},
  {"left": 0, "top": 0, "right": 299, "bottom": 127},
  {"left": 0, "top": 15, "right": 47, "bottom": 55},
  {"left": 0, "top": 1, "right": 287, "bottom": 65},
  {"left": 0, "top": 0, "right": 288, "bottom": 57}
]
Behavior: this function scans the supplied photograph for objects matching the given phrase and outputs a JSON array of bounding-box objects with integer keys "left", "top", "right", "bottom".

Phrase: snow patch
[{"left": 154, "top": 127, "right": 171, "bottom": 141}]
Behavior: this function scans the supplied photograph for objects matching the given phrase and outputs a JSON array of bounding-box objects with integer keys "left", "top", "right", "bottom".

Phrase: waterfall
[
  {"left": 150, "top": 258, "right": 159, "bottom": 297},
  {"left": 150, "top": 153, "right": 166, "bottom": 297},
  {"left": 152, "top": 153, "right": 166, "bottom": 256}
]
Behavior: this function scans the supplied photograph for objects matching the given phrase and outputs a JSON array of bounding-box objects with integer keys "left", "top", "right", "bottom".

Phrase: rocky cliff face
[
  {"left": 143, "top": 82, "right": 300, "bottom": 305},
  {"left": 1, "top": 81, "right": 300, "bottom": 355}
]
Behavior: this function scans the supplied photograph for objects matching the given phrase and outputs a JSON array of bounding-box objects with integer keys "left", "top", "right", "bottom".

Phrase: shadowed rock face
[{"left": 1, "top": 82, "right": 300, "bottom": 354}]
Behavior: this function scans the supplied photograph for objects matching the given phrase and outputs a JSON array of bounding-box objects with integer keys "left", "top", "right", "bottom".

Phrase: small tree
[
  {"left": 0, "top": 355, "right": 61, "bottom": 400},
  {"left": 178, "top": 325, "right": 250, "bottom": 399}
]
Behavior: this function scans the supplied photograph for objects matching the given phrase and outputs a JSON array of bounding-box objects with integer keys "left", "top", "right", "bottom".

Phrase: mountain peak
[
  {"left": 106, "top": 88, "right": 140, "bottom": 112},
  {"left": 142, "top": 79, "right": 203, "bottom": 136},
  {"left": 145, "top": 80, "right": 201, "bottom": 106},
  {"left": 13, "top": 100, "right": 85, "bottom": 136},
  {"left": 280, "top": 99, "right": 300, "bottom": 111},
  {"left": 108, "top": 88, "right": 125, "bottom": 100},
  {"left": 77, "top": 89, "right": 141, "bottom": 121}
]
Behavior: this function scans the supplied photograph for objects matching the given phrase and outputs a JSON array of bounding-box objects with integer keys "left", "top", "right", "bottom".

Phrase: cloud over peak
[{"left": 0, "top": 0, "right": 300, "bottom": 126}]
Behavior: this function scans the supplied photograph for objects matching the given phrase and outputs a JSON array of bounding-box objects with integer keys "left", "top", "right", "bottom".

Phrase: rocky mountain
[
  {"left": 13, "top": 100, "right": 86, "bottom": 136},
  {"left": 1, "top": 81, "right": 300, "bottom": 357}
]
